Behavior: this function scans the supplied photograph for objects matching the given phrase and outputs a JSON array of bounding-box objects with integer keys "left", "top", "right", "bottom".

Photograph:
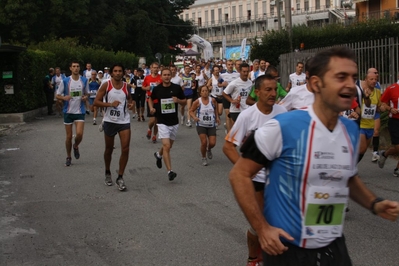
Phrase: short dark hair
[
  {"left": 255, "top": 74, "right": 277, "bottom": 90},
  {"left": 296, "top": 62, "right": 304, "bottom": 66},
  {"left": 70, "top": 60, "right": 80, "bottom": 67},
  {"left": 161, "top": 68, "right": 171, "bottom": 75},
  {"left": 240, "top": 62, "right": 250, "bottom": 69},
  {"left": 265, "top": 65, "right": 278, "bottom": 75},
  {"left": 110, "top": 63, "right": 125, "bottom": 73},
  {"left": 308, "top": 46, "right": 356, "bottom": 79}
]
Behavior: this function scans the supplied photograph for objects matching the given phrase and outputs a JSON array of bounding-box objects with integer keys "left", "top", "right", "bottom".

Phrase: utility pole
[
  {"left": 276, "top": 0, "right": 282, "bottom": 30},
  {"left": 285, "top": 0, "right": 293, "bottom": 51}
]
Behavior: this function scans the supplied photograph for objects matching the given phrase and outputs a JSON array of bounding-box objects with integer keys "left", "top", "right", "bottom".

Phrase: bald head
[
  {"left": 365, "top": 72, "right": 378, "bottom": 89},
  {"left": 366, "top": 68, "right": 379, "bottom": 80}
]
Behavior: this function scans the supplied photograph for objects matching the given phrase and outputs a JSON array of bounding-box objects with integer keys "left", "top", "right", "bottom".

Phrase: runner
[
  {"left": 285, "top": 62, "right": 307, "bottom": 92},
  {"left": 51, "top": 67, "right": 66, "bottom": 116},
  {"left": 88, "top": 70, "right": 101, "bottom": 125},
  {"left": 189, "top": 85, "right": 220, "bottom": 166},
  {"left": 206, "top": 65, "right": 227, "bottom": 118},
  {"left": 94, "top": 63, "right": 134, "bottom": 191},
  {"left": 180, "top": 64, "right": 194, "bottom": 127},
  {"left": 56, "top": 60, "right": 89, "bottom": 166},
  {"left": 224, "top": 74, "right": 287, "bottom": 266},
  {"left": 142, "top": 62, "right": 162, "bottom": 143},
  {"left": 132, "top": 68, "right": 146, "bottom": 122},
  {"left": 221, "top": 60, "right": 240, "bottom": 133},
  {"left": 149, "top": 68, "right": 186, "bottom": 181},
  {"left": 229, "top": 46, "right": 399, "bottom": 265}
]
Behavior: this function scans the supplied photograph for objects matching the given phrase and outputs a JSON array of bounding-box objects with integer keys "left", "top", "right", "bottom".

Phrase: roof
[{"left": 191, "top": 0, "right": 225, "bottom": 7}]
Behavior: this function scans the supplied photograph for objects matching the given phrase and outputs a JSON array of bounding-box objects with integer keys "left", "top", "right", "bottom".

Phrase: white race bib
[
  {"left": 160, "top": 98, "right": 175, "bottom": 114},
  {"left": 362, "top": 104, "right": 376, "bottom": 119}
]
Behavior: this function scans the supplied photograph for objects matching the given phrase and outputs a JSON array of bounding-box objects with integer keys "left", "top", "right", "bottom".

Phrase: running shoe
[
  {"left": 154, "top": 152, "right": 162, "bottom": 168},
  {"left": 65, "top": 157, "right": 72, "bottom": 167},
  {"left": 377, "top": 150, "right": 386, "bottom": 168},
  {"left": 141, "top": 116, "right": 145, "bottom": 122},
  {"left": 371, "top": 151, "right": 379, "bottom": 162},
  {"left": 115, "top": 177, "right": 126, "bottom": 191},
  {"left": 93, "top": 119, "right": 97, "bottom": 125},
  {"left": 104, "top": 173, "right": 113, "bottom": 186},
  {"left": 181, "top": 116, "right": 184, "bottom": 125},
  {"left": 394, "top": 169, "right": 399, "bottom": 177},
  {"left": 146, "top": 129, "right": 151, "bottom": 140},
  {"left": 168, "top": 171, "right": 177, "bottom": 181},
  {"left": 99, "top": 123, "right": 104, "bottom": 132},
  {"left": 138, "top": 116, "right": 142, "bottom": 122},
  {"left": 207, "top": 149, "right": 213, "bottom": 159},
  {"left": 132, "top": 113, "right": 136, "bottom": 119},
  {"left": 152, "top": 135, "right": 157, "bottom": 143},
  {"left": 73, "top": 146, "right": 80, "bottom": 159},
  {"left": 86, "top": 110, "right": 90, "bottom": 115},
  {"left": 202, "top": 158, "right": 208, "bottom": 166},
  {"left": 186, "top": 121, "right": 192, "bottom": 127}
]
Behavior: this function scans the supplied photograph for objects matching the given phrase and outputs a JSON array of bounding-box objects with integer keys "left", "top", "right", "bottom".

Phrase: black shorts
[
  {"left": 196, "top": 126, "right": 216, "bottom": 136},
  {"left": 388, "top": 118, "right": 399, "bottom": 145},
  {"left": 223, "top": 96, "right": 231, "bottom": 109},
  {"left": 263, "top": 236, "right": 352, "bottom": 266},
  {"left": 252, "top": 181, "right": 265, "bottom": 192},
  {"left": 185, "top": 94, "right": 193, "bottom": 100},
  {"left": 146, "top": 102, "right": 155, "bottom": 117},
  {"left": 135, "top": 87, "right": 146, "bottom": 107},
  {"left": 103, "top": 122, "right": 130, "bottom": 137},
  {"left": 211, "top": 95, "right": 223, "bottom": 104},
  {"left": 228, "top": 112, "right": 240, "bottom": 122}
]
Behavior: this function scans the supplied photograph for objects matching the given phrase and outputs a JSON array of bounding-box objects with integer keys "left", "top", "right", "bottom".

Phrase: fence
[{"left": 279, "top": 37, "right": 399, "bottom": 91}]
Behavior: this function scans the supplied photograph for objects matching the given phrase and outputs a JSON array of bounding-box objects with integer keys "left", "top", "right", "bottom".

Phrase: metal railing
[{"left": 279, "top": 37, "right": 399, "bottom": 90}]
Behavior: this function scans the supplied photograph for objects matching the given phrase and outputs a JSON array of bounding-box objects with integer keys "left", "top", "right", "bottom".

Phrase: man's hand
[
  {"left": 258, "top": 225, "right": 294, "bottom": 256},
  {"left": 172, "top": 96, "right": 179, "bottom": 103},
  {"left": 375, "top": 200, "right": 399, "bottom": 221},
  {"left": 110, "top": 101, "right": 121, "bottom": 107},
  {"left": 64, "top": 95, "right": 71, "bottom": 101}
]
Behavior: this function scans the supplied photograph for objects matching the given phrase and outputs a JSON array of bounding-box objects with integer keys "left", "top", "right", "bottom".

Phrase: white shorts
[{"left": 157, "top": 124, "right": 179, "bottom": 140}]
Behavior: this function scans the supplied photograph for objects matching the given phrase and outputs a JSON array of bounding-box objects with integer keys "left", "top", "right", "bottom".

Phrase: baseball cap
[
  {"left": 98, "top": 70, "right": 103, "bottom": 74},
  {"left": 104, "top": 67, "right": 109, "bottom": 70}
]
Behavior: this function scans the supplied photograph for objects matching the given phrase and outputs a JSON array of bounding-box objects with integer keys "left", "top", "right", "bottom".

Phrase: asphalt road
[{"left": 0, "top": 113, "right": 399, "bottom": 266}]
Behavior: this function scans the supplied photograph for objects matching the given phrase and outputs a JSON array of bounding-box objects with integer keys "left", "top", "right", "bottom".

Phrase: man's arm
[
  {"left": 223, "top": 141, "right": 239, "bottom": 164},
  {"left": 93, "top": 82, "right": 119, "bottom": 108},
  {"left": 349, "top": 175, "right": 399, "bottom": 221}
]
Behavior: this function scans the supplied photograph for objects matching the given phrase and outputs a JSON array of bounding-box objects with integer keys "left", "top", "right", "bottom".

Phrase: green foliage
[
  {"left": 0, "top": 0, "right": 195, "bottom": 59},
  {"left": 250, "top": 19, "right": 399, "bottom": 65}
]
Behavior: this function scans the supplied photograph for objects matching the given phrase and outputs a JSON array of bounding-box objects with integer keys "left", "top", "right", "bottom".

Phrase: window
[
  {"left": 247, "top": 10, "right": 251, "bottom": 20},
  {"left": 326, "top": 0, "right": 330, "bottom": 8},
  {"left": 296, "top": 0, "right": 301, "bottom": 10},
  {"left": 232, "top": 6, "right": 236, "bottom": 19},
  {"left": 218, "top": 8, "right": 222, "bottom": 23},
  {"left": 316, "top": 0, "right": 320, "bottom": 10},
  {"left": 211, "top": 9, "right": 215, "bottom": 24},
  {"left": 198, "top": 17, "right": 202, "bottom": 26},
  {"left": 262, "top": 1, "right": 267, "bottom": 16},
  {"left": 225, "top": 13, "right": 229, "bottom": 22},
  {"left": 239, "top": 5, "right": 243, "bottom": 18},
  {"left": 192, "top": 12, "right": 195, "bottom": 21},
  {"left": 185, "top": 13, "right": 189, "bottom": 21},
  {"left": 270, "top": 5, "right": 274, "bottom": 16},
  {"left": 279, "top": 1, "right": 284, "bottom": 14},
  {"left": 205, "top": 10, "right": 208, "bottom": 24},
  {"left": 305, "top": 0, "right": 309, "bottom": 11},
  {"left": 254, "top": 2, "right": 258, "bottom": 18}
]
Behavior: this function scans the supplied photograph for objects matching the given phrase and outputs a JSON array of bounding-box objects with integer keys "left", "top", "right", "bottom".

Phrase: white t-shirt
[
  {"left": 195, "top": 72, "right": 205, "bottom": 87},
  {"left": 224, "top": 77, "right": 253, "bottom": 113},
  {"left": 279, "top": 84, "right": 314, "bottom": 111},
  {"left": 57, "top": 77, "right": 89, "bottom": 114},
  {"left": 289, "top": 72, "right": 307, "bottom": 88},
  {"left": 225, "top": 103, "right": 287, "bottom": 183},
  {"left": 221, "top": 71, "right": 240, "bottom": 85},
  {"left": 171, "top": 74, "right": 183, "bottom": 86}
]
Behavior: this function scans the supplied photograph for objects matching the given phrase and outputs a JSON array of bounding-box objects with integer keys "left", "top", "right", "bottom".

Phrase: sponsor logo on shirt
[
  {"left": 314, "top": 151, "right": 335, "bottom": 159},
  {"left": 342, "top": 146, "right": 348, "bottom": 153},
  {"left": 318, "top": 172, "right": 343, "bottom": 182}
]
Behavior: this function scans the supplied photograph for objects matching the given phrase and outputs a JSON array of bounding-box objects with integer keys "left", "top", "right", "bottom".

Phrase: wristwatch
[{"left": 371, "top": 197, "right": 384, "bottom": 215}]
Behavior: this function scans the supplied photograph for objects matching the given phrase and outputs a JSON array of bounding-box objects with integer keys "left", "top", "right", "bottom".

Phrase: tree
[{"left": 0, "top": 0, "right": 195, "bottom": 58}]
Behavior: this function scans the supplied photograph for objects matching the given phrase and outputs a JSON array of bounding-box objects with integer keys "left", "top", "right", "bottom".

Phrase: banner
[
  {"left": 240, "top": 38, "right": 247, "bottom": 60},
  {"left": 188, "top": 34, "right": 213, "bottom": 61},
  {"left": 225, "top": 45, "right": 250, "bottom": 60}
]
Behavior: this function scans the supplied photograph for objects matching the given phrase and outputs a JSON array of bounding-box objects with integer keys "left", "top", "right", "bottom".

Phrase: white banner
[
  {"left": 188, "top": 34, "right": 213, "bottom": 61},
  {"left": 222, "top": 36, "right": 226, "bottom": 59},
  {"left": 240, "top": 38, "right": 247, "bottom": 60}
]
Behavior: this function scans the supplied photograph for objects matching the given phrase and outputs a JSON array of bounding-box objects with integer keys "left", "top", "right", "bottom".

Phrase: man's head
[
  {"left": 184, "top": 64, "right": 191, "bottom": 75},
  {"left": 226, "top": 60, "right": 234, "bottom": 72},
  {"left": 367, "top": 68, "right": 379, "bottom": 81},
  {"left": 259, "top": 59, "right": 267, "bottom": 71},
  {"left": 365, "top": 72, "right": 378, "bottom": 89},
  {"left": 252, "top": 59, "right": 259, "bottom": 71},
  {"left": 49, "top": 68, "right": 55, "bottom": 75},
  {"left": 265, "top": 65, "right": 279, "bottom": 80},
  {"left": 54, "top": 67, "right": 61, "bottom": 75},
  {"left": 170, "top": 65, "right": 177, "bottom": 76},
  {"left": 104, "top": 67, "right": 109, "bottom": 73},
  {"left": 110, "top": 63, "right": 125, "bottom": 81},
  {"left": 212, "top": 65, "right": 220, "bottom": 75},
  {"left": 235, "top": 59, "right": 242, "bottom": 72},
  {"left": 239, "top": 63, "right": 250, "bottom": 81},
  {"left": 86, "top": 63, "right": 92, "bottom": 70},
  {"left": 137, "top": 68, "right": 144, "bottom": 76},
  {"left": 308, "top": 46, "right": 358, "bottom": 113},
  {"left": 69, "top": 61, "right": 80, "bottom": 75},
  {"left": 161, "top": 68, "right": 172, "bottom": 84},
  {"left": 150, "top": 62, "right": 159, "bottom": 75},
  {"left": 254, "top": 74, "right": 278, "bottom": 106},
  {"left": 98, "top": 70, "right": 104, "bottom": 77},
  {"left": 296, "top": 62, "right": 304, "bottom": 75}
]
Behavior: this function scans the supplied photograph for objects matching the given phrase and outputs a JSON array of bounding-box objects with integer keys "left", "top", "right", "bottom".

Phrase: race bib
[
  {"left": 90, "top": 90, "right": 97, "bottom": 98},
  {"left": 161, "top": 98, "right": 175, "bottom": 114},
  {"left": 137, "top": 80, "right": 143, "bottom": 87},
  {"left": 213, "top": 85, "right": 220, "bottom": 94},
  {"left": 362, "top": 104, "right": 376, "bottom": 119},
  {"left": 302, "top": 186, "right": 348, "bottom": 239},
  {"left": 109, "top": 105, "right": 123, "bottom": 121},
  {"left": 131, "top": 88, "right": 135, "bottom": 94}
]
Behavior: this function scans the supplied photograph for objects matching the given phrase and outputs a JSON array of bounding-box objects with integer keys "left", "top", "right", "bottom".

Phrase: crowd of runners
[{"left": 43, "top": 46, "right": 399, "bottom": 266}]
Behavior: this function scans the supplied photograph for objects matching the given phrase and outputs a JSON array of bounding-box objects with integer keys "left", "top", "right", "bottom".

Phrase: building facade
[{"left": 181, "top": 0, "right": 355, "bottom": 58}]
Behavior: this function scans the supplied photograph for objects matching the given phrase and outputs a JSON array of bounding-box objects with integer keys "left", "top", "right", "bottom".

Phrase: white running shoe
[
  {"left": 186, "top": 121, "right": 192, "bottom": 127},
  {"left": 202, "top": 158, "right": 208, "bottom": 166},
  {"left": 371, "top": 151, "right": 380, "bottom": 162},
  {"left": 181, "top": 116, "right": 185, "bottom": 125}
]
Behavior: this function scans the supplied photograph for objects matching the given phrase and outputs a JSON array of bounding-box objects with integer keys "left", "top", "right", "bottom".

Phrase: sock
[
  {"left": 358, "top": 153, "right": 364, "bottom": 163},
  {"left": 117, "top": 174, "right": 123, "bottom": 179},
  {"left": 105, "top": 170, "right": 111, "bottom": 175},
  {"left": 372, "top": 136, "right": 379, "bottom": 152},
  {"left": 168, "top": 170, "right": 173, "bottom": 174},
  {"left": 156, "top": 152, "right": 162, "bottom": 158}
]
